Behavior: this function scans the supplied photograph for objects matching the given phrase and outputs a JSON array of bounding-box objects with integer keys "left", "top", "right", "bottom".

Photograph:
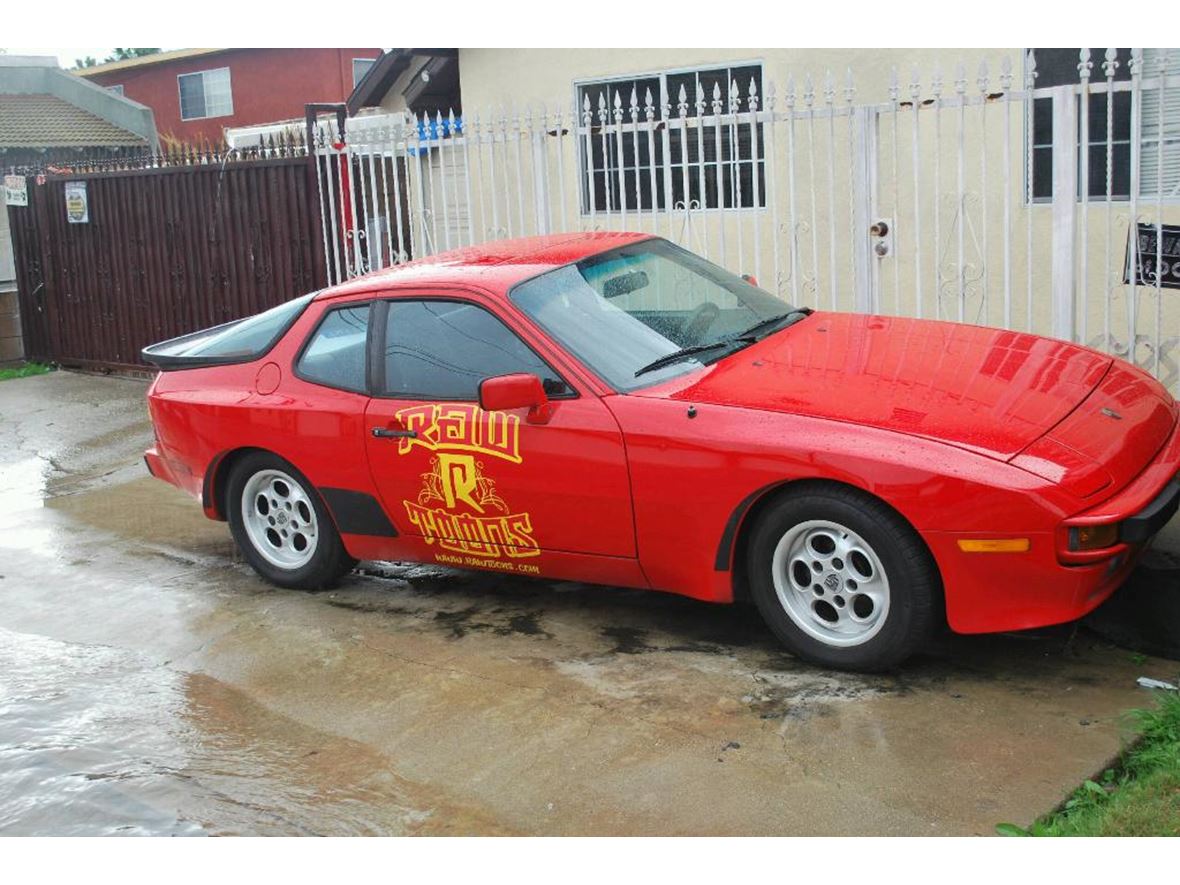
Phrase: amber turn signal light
[
  {"left": 957, "top": 538, "right": 1031, "bottom": 553},
  {"left": 1068, "top": 523, "right": 1120, "bottom": 552}
]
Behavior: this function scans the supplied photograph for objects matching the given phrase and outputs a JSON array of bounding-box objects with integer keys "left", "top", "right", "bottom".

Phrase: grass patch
[
  {"left": 0, "top": 362, "right": 52, "bottom": 382},
  {"left": 998, "top": 689, "right": 1180, "bottom": 836}
]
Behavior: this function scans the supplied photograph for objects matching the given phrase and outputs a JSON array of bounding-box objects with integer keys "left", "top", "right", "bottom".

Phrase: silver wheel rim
[
  {"left": 770, "top": 519, "right": 891, "bottom": 648},
  {"left": 240, "top": 468, "right": 319, "bottom": 570}
]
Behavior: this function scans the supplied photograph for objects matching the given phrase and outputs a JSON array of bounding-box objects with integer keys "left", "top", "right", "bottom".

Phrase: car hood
[{"left": 640, "top": 312, "right": 1114, "bottom": 461}]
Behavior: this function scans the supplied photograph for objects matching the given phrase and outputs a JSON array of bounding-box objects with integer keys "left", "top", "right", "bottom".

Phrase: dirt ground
[{"left": 1, "top": 370, "right": 1177, "bottom": 836}]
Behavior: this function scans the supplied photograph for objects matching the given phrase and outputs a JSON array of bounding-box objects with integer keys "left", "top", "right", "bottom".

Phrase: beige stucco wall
[
  {"left": 447, "top": 48, "right": 1179, "bottom": 391},
  {"left": 457, "top": 48, "right": 1017, "bottom": 112},
  {"left": 0, "top": 198, "right": 22, "bottom": 364},
  {"left": 348, "top": 49, "right": 1178, "bottom": 391}
]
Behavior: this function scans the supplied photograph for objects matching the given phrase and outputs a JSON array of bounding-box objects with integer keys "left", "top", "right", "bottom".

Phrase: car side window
[
  {"left": 296, "top": 304, "right": 371, "bottom": 393},
  {"left": 382, "top": 299, "right": 570, "bottom": 400}
]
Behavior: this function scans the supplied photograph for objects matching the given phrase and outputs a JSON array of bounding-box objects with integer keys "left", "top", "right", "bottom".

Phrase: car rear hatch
[{"left": 1012, "top": 361, "right": 1178, "bottom": 500}]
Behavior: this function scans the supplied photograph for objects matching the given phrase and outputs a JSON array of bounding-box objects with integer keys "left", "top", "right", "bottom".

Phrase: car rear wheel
[
  {"left": 747, "top": 484, "right": 940, "bottom": 671},
  {"left": 226, "top": 452, "right": 355, "bottom": 590}
]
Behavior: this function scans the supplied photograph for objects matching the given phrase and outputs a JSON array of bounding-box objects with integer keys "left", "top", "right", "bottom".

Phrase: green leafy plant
[
  {"left": 997, "top": 689, "right": 1180, "bottom": 836},
  {"left": 0, "top": 362, "right": 52, "bottom": 381}
]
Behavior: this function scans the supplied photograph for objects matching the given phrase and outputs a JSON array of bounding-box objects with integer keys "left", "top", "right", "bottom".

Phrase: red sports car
[{"left": 143, "top": 233, "right": 1180, "bottom": 670}]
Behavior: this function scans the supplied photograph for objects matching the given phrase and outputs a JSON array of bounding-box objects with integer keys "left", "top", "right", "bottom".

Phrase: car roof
[{"left": 317, "top": 231, "right": 654, "bottom": 301}]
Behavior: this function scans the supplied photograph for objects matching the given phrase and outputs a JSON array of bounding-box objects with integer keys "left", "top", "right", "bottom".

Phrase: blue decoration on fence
[{"left": 406, "top": 115, "right": 464, "bottom": 156}]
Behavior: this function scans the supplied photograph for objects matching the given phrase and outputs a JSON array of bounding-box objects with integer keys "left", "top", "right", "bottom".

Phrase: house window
[
  {"left": 1140, "top": 48, "right": 1180, "bottom": 200},
  {"left": 178, "top": 67, "right": 234, "bottom": 121},
  {"left": 353, "top": 58, "right": 377, "bottom": 88},
  {"left": 577, "top": 63, "right": 765, "bottom": 214},
  {"left": 107, "top": 84, "right": 124, "bottom": 96},
  {"left": 1030, "top": 48, "right": 1179, "bottom": 201}
]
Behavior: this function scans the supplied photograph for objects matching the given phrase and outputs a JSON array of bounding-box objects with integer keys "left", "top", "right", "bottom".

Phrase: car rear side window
[
  {"left": 381, "top": 299, "right": 568, "bottom": 400},
  {"left": 296, "top": 304, "right": 371, "bottom": 393}
]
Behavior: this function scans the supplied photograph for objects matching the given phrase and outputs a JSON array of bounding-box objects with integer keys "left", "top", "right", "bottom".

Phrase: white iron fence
[{"left": 313, "top": 49, "right": 1180, "bottom": 393}]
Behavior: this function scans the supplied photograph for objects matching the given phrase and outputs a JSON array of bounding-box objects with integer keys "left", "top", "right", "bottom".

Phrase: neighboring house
[
  {"left": 1, "top": 55, "right": 158, "bottom": 364},
  {"left": 77, "top": 48, "right": 382, "bottom": 145},
  {"left": 349, "top": 49, "right": 461, "bottom": 117}
]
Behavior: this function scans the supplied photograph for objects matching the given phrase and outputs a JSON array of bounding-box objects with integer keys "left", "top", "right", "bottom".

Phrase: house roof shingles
[
  {"left": 74, "top": 49, "right": 225, "bottom": 77},
  {"left": 0, "top": 94, "right": 148, "bottom": 149}
]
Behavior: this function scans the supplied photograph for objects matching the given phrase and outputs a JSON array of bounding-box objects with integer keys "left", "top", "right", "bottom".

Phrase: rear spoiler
[
  {"left": 141, "top": 319, "right": 251, "bottom": 371},
  {"left": 141, "top": 291, "right": 317, "bottom": 371}
]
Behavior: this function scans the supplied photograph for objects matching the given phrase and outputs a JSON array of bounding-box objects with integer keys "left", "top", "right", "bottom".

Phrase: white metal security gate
[{"left": 314, "top": 48, "right": 1180, "bottom": 393}]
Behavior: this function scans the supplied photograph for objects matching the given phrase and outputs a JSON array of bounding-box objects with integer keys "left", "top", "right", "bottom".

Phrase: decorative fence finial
[
  {"left": 999, "top": 55, "right": 1013, "bottom": 91},
  {"left": 1102, "top": 47, "right": 1119, "bottom": 80}
]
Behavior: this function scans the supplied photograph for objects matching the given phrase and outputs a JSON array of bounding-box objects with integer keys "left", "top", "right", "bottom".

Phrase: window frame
[
  {"left": 292, "top": 299, "right": 376, "bottom": 395},
  {"left": 572, "top": 58, "right": 767, "bottom": 217},
  {"left": 177, "top": 66, "right": 234, "bottom": 122},
  {"left": 352, "top": 57, "right": 378, "bottom": 89},
  {"left": 1023, "top": 48, "right": 1180, "bottom": 205},
  {"left": 369, "top": 294, "right": 577, "bottom": 403}
]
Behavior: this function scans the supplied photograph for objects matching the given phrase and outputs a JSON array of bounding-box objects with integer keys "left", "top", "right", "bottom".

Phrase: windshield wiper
[
  {"left": 633, "top": 309, "right": 813, "bottom": 379},
  {"left": 633, "top": 341, "right": 739, "bottom": 378},
  {"left": 730, "top": 308, "right": 812, "bottom": 342}
]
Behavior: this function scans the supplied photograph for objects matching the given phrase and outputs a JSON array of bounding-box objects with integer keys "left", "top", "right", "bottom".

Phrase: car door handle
[{"left": 372, "top": 427, "right": 417, "bottom": 439}]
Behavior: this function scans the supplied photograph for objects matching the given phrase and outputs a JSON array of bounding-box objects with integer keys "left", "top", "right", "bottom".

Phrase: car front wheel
[
  {"left": 226, "top": 452, "right": 355, "bottom": 590},
  {"left": 747, "top": 484, "right": 940, "bottom": 671}
]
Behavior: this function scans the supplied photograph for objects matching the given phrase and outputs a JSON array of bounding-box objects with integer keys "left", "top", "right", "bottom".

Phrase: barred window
[
  {"left": 577, "top": 63, "right": 766, "bottom": 214},
  {"left": 1030, "top": 48, "right": 1179, "bottom": 201}
]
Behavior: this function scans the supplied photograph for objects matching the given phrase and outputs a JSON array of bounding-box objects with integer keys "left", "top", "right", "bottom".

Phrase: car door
[{"left": 362, "top": 293, "right": 636, "bottom": 564}]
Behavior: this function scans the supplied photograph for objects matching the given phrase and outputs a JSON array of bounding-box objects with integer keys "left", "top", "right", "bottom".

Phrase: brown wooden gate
[{"left": 8, "top": 156, "right": 327, "bottom": 371}]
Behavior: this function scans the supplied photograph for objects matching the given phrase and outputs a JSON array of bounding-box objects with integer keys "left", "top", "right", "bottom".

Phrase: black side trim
[
  {"left": 714, "top": 484, "right": 780, "bottom": 571},
  {"left": 320, "top": 488, "right": 399, "bottom": 537},
  {"left": 1120, "top": 476, "right": 1180, "bottom": 545},
  {"left": 143, "top": 455, "right": 155, "bottom": 477},
  {"left": 202, "top": 450, "right": 231, "bottom": 517}
]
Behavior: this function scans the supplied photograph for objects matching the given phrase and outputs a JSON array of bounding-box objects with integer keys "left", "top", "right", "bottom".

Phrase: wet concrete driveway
[{"left": 2, "top": 370, "right": 1178, "bottom": 835}]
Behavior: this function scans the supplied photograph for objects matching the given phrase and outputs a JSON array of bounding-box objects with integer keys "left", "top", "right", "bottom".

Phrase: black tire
[
  {"left": 746, "top": 483, "right": 940, "bottom": 671},
  {"left": 225, "top": 451, "right": 356, "bottom": 591}
]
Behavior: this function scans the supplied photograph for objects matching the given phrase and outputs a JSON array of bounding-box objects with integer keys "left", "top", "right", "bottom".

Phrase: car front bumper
[{"left": 932, "top": 417, "right": 1180, "bottom": 635}]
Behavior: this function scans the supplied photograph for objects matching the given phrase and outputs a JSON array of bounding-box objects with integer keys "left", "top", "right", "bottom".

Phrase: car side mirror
[{"left": 478, "top": 373, "right": 552, "bottom": 424}]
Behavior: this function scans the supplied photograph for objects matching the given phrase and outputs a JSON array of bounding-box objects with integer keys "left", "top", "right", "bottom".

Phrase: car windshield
[{"left": 510, "top": 238, "right": 800, "bottom": 390}]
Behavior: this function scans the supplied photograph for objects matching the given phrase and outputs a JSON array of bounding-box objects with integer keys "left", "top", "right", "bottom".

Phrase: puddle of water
[{"left": 0, "top": 627, "right": 436, "bottom": 836}]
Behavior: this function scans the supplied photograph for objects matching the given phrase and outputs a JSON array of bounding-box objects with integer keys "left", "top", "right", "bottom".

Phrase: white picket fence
[{"left": 313, "top": 49, "right": 1180, "bottom": 393}]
